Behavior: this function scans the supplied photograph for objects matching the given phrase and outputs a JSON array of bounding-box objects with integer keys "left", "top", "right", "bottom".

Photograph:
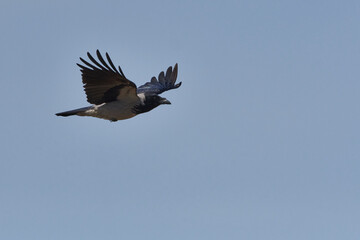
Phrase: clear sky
[{"left": 1, "top": 0, "right": 359, "bottom": 239}]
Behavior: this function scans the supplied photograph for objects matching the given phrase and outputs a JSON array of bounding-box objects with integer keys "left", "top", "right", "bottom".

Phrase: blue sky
[{"left": 1, "top": 0, "right": 359, "bottom": 239}]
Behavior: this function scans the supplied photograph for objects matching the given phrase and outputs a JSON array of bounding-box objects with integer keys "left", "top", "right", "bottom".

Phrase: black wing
[
  {"left": 137, "top": 64, "right": 181, "bottom": 95},
  {"left": 77, "top": 50, "right": 138, "bottom": 105}
]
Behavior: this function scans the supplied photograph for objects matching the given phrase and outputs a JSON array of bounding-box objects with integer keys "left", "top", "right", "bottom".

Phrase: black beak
[{"left": 161, "top": 99, "right": 171, "bottom": 104}]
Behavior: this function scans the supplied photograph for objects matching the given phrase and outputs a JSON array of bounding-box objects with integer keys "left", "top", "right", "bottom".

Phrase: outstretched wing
[
  {"left": 137, "top": 63, "right": 181, "bottom": 95},
  {"left": 77, "top": 50, "right": 138, "bottom": 105}
]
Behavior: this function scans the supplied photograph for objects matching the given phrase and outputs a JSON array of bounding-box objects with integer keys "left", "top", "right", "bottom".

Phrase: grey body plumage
[{"left": 56, "top": 50, "right": 181, "bottom": 121}]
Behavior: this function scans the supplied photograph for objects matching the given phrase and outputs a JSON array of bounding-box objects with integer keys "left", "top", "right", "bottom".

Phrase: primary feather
[{"left": 137, "top": 63, "right": 181, "bottom": 95}]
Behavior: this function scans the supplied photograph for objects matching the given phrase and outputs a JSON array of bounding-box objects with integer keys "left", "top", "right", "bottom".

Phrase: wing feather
[
  {"left": 106, "top": 52, "right": 121, "bottom": 74},
  {"left": 96, "top": 50, "right": 112, "bottom": 71},
  {"left": 137, "top": 63, "right": 181, "bottom": 95},
  {"left": 158, "top": 71, "right": 165, "bottom": 85},
  {"left": 77, "top": 50, "right": 138, "bottom": 105}
]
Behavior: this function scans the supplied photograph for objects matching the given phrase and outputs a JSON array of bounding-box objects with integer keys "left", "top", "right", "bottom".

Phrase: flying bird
[{"left": 56, "top": 50, "right": 181, "bottom": 121}]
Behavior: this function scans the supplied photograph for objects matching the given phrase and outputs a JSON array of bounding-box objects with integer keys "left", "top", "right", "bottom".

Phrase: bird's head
[
  {"left": 133, "top": 95, "right": 171, "bottom": 114},
  {"left": 148, "top": 95, "right": 171, "bottom": 106}
]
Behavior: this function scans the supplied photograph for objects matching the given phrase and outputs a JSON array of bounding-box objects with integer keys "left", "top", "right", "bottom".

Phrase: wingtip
[
  {"left": 86, "top": 51, "right": 92, "bottom": 59},
  {"left": 78, "top": 58, "right": 88, "bottom": 68},
  {"left": 151, "top": 76, "right": 157, "bottom": 83},
  {"left": 174, "top": 63, "right": 178, "bottom": 71},
  {"left": 169, "top": 63, "right": 178, "bottom": 85},
  {"left": 96, "top": 49, "right": 101, "bottom": 58}
]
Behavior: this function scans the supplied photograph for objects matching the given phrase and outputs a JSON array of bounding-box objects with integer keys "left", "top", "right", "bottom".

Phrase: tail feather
[{"left": 55, "top": 107, "right": 91, "bottom": 117}]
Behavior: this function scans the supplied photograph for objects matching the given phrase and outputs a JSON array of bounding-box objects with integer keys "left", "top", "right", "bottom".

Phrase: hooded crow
[{"left": 56, "top": 50, "right": 181, "bottom": 122}]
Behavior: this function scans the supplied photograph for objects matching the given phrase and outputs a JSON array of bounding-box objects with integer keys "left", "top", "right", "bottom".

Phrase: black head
[{"left": 133, "top": 95, "right": 171, "bottom": 114}]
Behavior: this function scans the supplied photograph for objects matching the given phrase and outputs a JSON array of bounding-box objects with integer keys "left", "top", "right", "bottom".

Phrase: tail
[{"left": 55, "top": 106, "right": 91, "bottom": 117}]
